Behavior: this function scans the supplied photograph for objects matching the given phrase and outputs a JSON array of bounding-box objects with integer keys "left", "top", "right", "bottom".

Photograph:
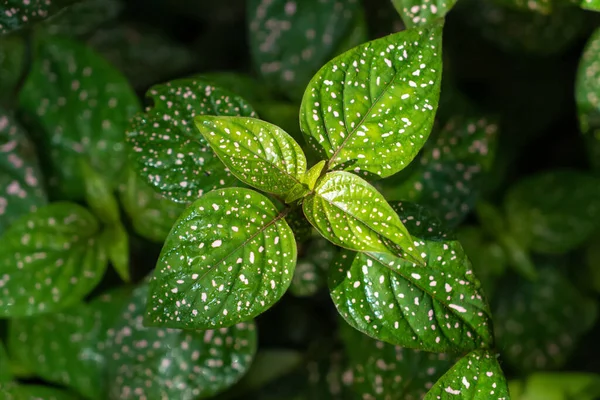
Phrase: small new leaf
[
  {"left": 195, "top": 116, "right": 308, "bottom": 197},
  {"left": 300, "top": 21, "right": 443, "bottom": 179},
  {"left": 303, "top": 171, "right": 422, "bottom": 263},
  {"left": 127, "top": 79, "right": 256, "bottom": 203},
  {"left": 329, "top": 201, "right": 494, "bottom": 353},
  {"left": 107, "top": 283, "right": 257, "bottom": 399},
  {"left": 146, "top": 188, "right": 297, "bottom": 329},
  {"left": 0, "top": 203, "right": 107, "bottom": 317},
  {"left": 424, "top": 350, "right": 510, "bottom": 399}
]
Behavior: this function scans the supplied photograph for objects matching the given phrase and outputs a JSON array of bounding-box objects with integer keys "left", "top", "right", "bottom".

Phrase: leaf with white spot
[
  {"left": 195, "top": 116, "right": 308, "bottom": 197},
  {"left": 424, "top": 350, "right": 510, "bottom": 399},
  {"left": 0, "top": 383, "right": 80, "bottom": 400},
  {"left": 340, "top": 320, "right": 456, "bottom": 399},
  {"left": 290, "top": 236, "right": 338, "bottom": 297},
  {"left": 0, "top": 107, "right": 47, "bottom": 236},
  {"left": 126, "top": 78, "right": 256, "bottom": 204},
  {"left": 118, "top": 166, "right": 186, "bottom": 243},
  {"left": 18, "top": 35, "right": 140, "bottom": 200},
  {"left": 7, "top": 290, "right": 128, "bottom": 400},
  {"left": 248, "top": 0, "right": 366, "bottom": 101},
  {"left": 494, "top": 265, "right": 597, "bottom": 373},
  {"left": 303, "top": 171, "right": 422, "bottom": 264},
  {"left": 106, "top": 282, "right": 257, "bottom": 399},
  {"left": 504, "top": 170, "right": 600, "bottom": 255},
  {"left": 392, "top": 0, "right": 457, "bottom": 27},
  {"left": 0, "top": 0, "right": 77, "bottom": 35},
  {"left": 146, "top": 187, "right": 297, "bottom": 329},
  {"left": 383, "top": 115, "right": 499, "bottom": 228},
  {"left": 577, "top": 28, "right": 600, "bottom": 139},
  {"left": 329, "top": 200, "right": 494, "bottom": 353},
  {"left": 0, "top": 203, "right": 107, "bottom": 317},
  {"left": 300, "top": 21, "right": 443, "bottom": 179}
]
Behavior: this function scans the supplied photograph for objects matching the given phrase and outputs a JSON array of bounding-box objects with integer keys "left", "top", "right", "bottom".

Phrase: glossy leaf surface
[
  {"left": 118, "top": 167, "right": 186, "bottom": 243},
  {"left": 392, "top": 0, "right": 457, "bottom": 27},
  {"left": 0, "top": 0, "right": 76, "bottom": 34},
  {"left": 304, "top": 171, "right": 420, "bottom": 263},
  {"left": 329, "top": 212, "right": 493, "bottom": 353},
  {"left": 0, "top": 108, "right": 47, "bottom": 235},
  {"left": 0, "top": 203, "right": 107, "bottom": 317},
  {"left": 127, "top": 79, "right": 256, "bottom": 203},
  {"left": 504, "top": 170, "right": 600, "bottom": 254},
  {"left": 18, "top": 36, "right": 139, "bottom": 200},
  {"left": 106, "top": 283, "right": 257, "bottom": 399},
  {"left": 248, "top": 0, "right": 365, "bottom": 100},
  {"left": 146, "top": 187, "right": 296, "bottom": 329},
  {"left": 300, "top": 21, "right": 443, "bottom": 179},
  {"left": 494, "top": 266, "right": 597, "bottom": 373},
  {"left": 423, "top": 350, "right": 510, "bottom": 399},
  {"left": 384, "top": 115, "right": 498, "bottom": 228},
  {"left": 8, "top": 290, "right": 128, "bottom": 399},
  {"left": 341, "top": 321, "right": 456, "bottom": 399},
  {"left": 195, "top": 116, "right": 307, "bottom": 197},
  {"left": 576, "top": 28, "right": 600, "bottom": 139}
]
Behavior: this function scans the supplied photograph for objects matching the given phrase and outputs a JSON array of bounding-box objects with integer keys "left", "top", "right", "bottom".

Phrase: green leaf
[
  {"left": 580, "top": 0, "right": 600, "bottom": 11},
  {"left": 7, "top": 290, "right": 128, "bottom": 400},
  {"left": 196, "top": 72, "right": 274, "bottom": 103},
  {"left": 340, "top": 321, "right": 456, "bottom": 400},
  {"left": 290, "top": 236, "right": 337, "bottom": 297},
  {"left": 424, "top": 350, "right": 510, "bottom": 399},
  {"left": 146, "top": 187, "right": 297, "bottom": 329},
  {"left": 101, "top": 222, "right": 130, "bottom": 282},
  {"left": 0, "top": 0, "right": 76, "bottom": 35},
  {"left": 0, "top": 203, "right": 107, "bottom": 317},
  {"left": 300, "top": 21, "right": 443, "bottom": 179},
  {"left": 81, "top": 160, "right": 120, "bottom": 225},
  {"left": 0, "top": 340, "right": 12, "bottom": 383},
  {"left": 0, "top": 107, "right": 47, "bottom": 236},
  {"left": 494, "top": 265, "right": 597, "bottom": 373},
  {"left": 383, "top": 115, "right": 499, "bottom": 228},
  {"left": 392, "top": 0, "right": 458, "bottom": 27},
  {"left": 504, "top": 170, "right": 600, "bottom": 254},
  {"left": 126, "top": 78, "right": 256, "bottom": 204},
  {"left": 106, "top": 282, "right": 257, "bottom": 399},
  {"left": 247, "top": 0, "right": 365, "bottom": 101},
  {"left": 0, "top": 384, "right": 80, "bottom": 400},
  {"left": 514, "top": 373, "right": 600, "bottom": 400},
  {"left": 303, "top": 171, "right": 422, "bottom": 263},
  {"left": 41, "top": 0, "right": 123, "bottom": 37},
  {"left": 118, "top": 166, "right": 186, "bottom": 243},
  {"left": 195, "top": 116, "right": 308, "bottom": 197},
  {"left": 576, "top": 28, "right": 600, "bottom": 138},
  {"left": 18, "top": 35, "right": 140, "bottom": 200}
]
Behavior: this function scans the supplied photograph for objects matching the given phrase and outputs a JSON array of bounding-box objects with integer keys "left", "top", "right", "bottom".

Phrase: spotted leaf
[
  {"left": 303, "top": 171, "right": 422, "bottom": 263},
  {"left": 383, "top": 115, "right": 498, "bottom": 228},
  {"left": 290, "top": 236, "right": 338, "bottom": 297},
  {"left": 504, "top": 170, "right": 600, "bottom": 255},
  {"left": 0, "top": 203, "right": 107, "bottom": 317},
  {"left": 300, "top": 21, "right": 443, "bottom": 179},
  {"left": 576, "top": 28, "right": 600, "bottom": 139},
  {"left": 392, "top": 0, "right": 457, "bottom": 27},
  {"left": 340, "top": 320, "right": 456, "bottom": 400},
  {"left": 127, "top": 79, "right": 256, "bottom": 204},
  {"left": 0, "top": 384, "right": 80, "bottom": 400},
  {"left": 106, "top": 282, "right": 257, "bottom": 399},
  {"left": 195, "top": 116, "right": 308, "bottom": 197},
  {"left": 248, "top": 0, "right": 366, "bottom": 101},
  {"left": 0, "top": 108, "right": 47, "bottom": 236},
  {"left": 494, "top": 265, "right": 597, "bottom": 373},
  {"left": 18, "top": 35, "right": 140, "bottom": 200},
  {"left": 329, "top": 199, "right": 493, "bottom": 353},
  {"left": 0, "top": 0, "right": 76, "bottom": 34},
  {"left": 7, "top": 290, "right": 128, "bottom": 400},
  {"left": 146, "top": 187, "right": 296, "bottom": 329},
  {"left": 424, "top": 350, "right": 510, "bottom": 399},
  {"left": 118, "top": 166, "right": 186, "bottom": 243}
]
